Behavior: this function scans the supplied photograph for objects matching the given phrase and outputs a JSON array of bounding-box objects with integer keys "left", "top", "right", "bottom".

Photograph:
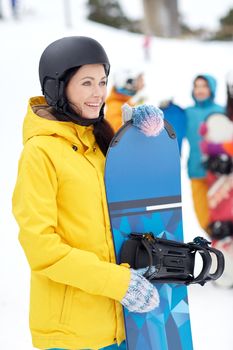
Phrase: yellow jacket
[
  {"left": 105, "top": 88, "right": 134, "bottom": 133},
  {"left": 12, "top": 97, "right": 130, "bottom": 350}
]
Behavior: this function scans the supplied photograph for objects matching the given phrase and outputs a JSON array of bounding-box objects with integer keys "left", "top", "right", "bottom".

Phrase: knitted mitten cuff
[{"left": 121, "top": 269, "right": 160, "bottom": 313}]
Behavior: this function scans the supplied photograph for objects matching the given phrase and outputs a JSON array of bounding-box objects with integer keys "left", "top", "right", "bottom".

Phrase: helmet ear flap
[
  {"left": 42, "top": 78, "right": 58, "bottom": 106},
  {"left": 43, "top": 78, "right": 66, "bottom": 108}
]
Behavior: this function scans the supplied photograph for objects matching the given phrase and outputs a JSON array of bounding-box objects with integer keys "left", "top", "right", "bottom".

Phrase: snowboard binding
[
  {"left": 120, "top": 232, "right": 225, "bottom": 286},
  {"left": 203, "top": 154, "right": 233, "bottom": 175},
  {"left": 207, "top": 220, "right": 233, "bottom": 240}
]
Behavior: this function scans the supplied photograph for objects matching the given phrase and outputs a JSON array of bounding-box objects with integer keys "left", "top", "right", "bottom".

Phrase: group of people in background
[{"left": 105, "top": 68, "right": 233, "bottom": 288}]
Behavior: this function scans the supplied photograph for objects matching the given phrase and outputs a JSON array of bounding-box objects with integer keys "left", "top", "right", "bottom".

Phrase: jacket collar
[{"left": 23, "top": 97, "right": 94, "bottom": 150}]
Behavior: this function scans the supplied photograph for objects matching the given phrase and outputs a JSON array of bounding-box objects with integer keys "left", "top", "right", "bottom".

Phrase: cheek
[
  {"left": 67, "top": 85, "right": 86, "bottom": 104},
  {"left": 204, "top": 88, "right": 211, "bottom": 96},
  {"left": 193, "top": 88, "right": 199, "bottom": 96}
]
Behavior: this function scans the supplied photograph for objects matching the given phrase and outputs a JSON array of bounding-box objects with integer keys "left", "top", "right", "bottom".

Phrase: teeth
[{"left": 87, "top": 103, "right": 100, "bottom": 107}]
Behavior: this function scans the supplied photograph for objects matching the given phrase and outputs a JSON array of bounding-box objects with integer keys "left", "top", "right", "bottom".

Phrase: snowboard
[
  {"left": 104, "top": 109, "right": 193, "bottom": 350},
  {"left": 200, "top": 112, "right": 233, "bottom": 287},
  {"left": 200, "top": 113, "right": 233, "bottom": 227}
]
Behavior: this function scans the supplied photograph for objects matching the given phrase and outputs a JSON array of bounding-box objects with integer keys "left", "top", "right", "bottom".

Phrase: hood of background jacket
[
  {"left": 192, "top": 74, "right": 217, "bottom": 103},
  {"left": 106, "top": 87, "right": 133, "bottom": 105},
  {"left": 105, "top": 88, "right": 134, "bottom": 133}
]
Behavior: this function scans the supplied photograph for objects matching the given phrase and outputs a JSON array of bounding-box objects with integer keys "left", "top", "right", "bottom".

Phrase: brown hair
[{"left": 93, "top": 118, "right": 114, "bottom": 155}]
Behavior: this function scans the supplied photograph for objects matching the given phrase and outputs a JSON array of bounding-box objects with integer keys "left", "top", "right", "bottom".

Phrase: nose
[{"left": 92, "top": 84, "right": 102, "bottom": 97}]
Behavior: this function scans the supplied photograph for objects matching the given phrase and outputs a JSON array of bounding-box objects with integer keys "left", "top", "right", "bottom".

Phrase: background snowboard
[
  {"left": 200, "top": 113, "right": 233, "bottom": 287},
  {"left": 200, "top": 113, "right": 233, "bottom": 227},
  {"left": 105, "top": 118, "right": 193, "bottom": 350}
]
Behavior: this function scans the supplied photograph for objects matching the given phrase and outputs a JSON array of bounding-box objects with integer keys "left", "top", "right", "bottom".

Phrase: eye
[
  {"left": 100, "top": 80, "right": 107, "bottom": 86},
  {"left": 82, "top": 81, "right": 91, "bottom": 86}
]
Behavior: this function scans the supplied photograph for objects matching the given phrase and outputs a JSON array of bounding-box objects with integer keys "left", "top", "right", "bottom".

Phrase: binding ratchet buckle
[{"left": 120, "top": 232, "right": 225, "bottom": 285}]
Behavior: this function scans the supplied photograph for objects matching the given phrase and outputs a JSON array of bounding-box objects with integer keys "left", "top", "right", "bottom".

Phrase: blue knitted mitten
[{"left": 121, "top": 269, "right": 160, "bottom": 313}]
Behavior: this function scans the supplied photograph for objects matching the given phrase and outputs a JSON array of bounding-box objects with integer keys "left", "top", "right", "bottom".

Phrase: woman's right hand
[{"left": 121, "top": 269, "right": 160, "bottom": 313}]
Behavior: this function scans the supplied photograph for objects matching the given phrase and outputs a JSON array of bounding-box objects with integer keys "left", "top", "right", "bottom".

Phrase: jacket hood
[
  {"left": 192, "top": 74, "right": 217, "bottom": 103},
  {"left": 106, "top": 88, "right": 133, "bottom": 104},
  {"left": 23, "top": 96, "right": 94, "bottom": 146}
]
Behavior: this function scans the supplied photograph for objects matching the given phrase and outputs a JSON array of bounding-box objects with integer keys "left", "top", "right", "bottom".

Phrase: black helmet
[{"left": 39, "top": 36, "right": 110, "bottom": 108}]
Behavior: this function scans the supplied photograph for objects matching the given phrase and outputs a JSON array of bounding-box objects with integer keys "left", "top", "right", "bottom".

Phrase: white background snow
[{"left": 0, "top": 1, "right": 233, "bottom": 349}]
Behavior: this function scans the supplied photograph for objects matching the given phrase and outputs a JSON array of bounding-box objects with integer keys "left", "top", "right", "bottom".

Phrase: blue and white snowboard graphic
[{"left": 105, "top": 121, "right": 193, "bottom": 350}]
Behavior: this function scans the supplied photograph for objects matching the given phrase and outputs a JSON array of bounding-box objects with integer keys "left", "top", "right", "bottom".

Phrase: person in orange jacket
[
  {"left": 12, "top": 36, "right": 159, "bottom": 350},
  {"left": 105, "top": 68, "right": 146, "bottom": 133}
]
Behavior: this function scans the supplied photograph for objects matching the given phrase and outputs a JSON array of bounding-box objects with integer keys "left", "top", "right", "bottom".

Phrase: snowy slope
[{"left": 0, "top": 1, "right": 233, "bottom": 349}]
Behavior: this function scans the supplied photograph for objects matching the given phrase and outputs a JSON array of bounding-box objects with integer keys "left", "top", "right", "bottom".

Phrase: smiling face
[
  {"left": 65, "top": 64, "right": 107, "bottom": 119},
  {"left": 193, "top": 77, "right": 211, "bottom": 101}
]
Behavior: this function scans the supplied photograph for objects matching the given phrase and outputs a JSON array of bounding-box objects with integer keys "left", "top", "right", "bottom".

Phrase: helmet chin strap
[{"left": 55, "top": 99, "right": 105, "bottom": 126}]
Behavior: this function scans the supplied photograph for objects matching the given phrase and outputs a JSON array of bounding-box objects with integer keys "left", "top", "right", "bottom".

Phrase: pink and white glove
[{"left": 200, "top": 140, "right": 224, "bottom": 156}]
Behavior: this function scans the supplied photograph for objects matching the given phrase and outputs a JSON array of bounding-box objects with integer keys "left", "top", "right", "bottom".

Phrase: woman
[
  {"left": 185, "top": 74, "right": 224, "bottom": 230},
  {"left": 12, "top": 36, "right": 159, "bottom": 350}
]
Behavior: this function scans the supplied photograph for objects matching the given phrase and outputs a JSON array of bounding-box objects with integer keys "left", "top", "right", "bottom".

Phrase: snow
[{"left": 0, "top": 1, "right": 233, "bottom": 349}]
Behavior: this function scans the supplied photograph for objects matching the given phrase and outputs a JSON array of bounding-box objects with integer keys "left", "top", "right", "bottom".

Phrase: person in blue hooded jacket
[{"left": 185, "top": 74, "right": 225, "bottom": 230}]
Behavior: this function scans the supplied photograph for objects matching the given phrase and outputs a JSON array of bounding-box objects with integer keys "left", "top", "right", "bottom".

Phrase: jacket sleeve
[{"left": 12, "top": 141, "right": 130, "bottom": 302}]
